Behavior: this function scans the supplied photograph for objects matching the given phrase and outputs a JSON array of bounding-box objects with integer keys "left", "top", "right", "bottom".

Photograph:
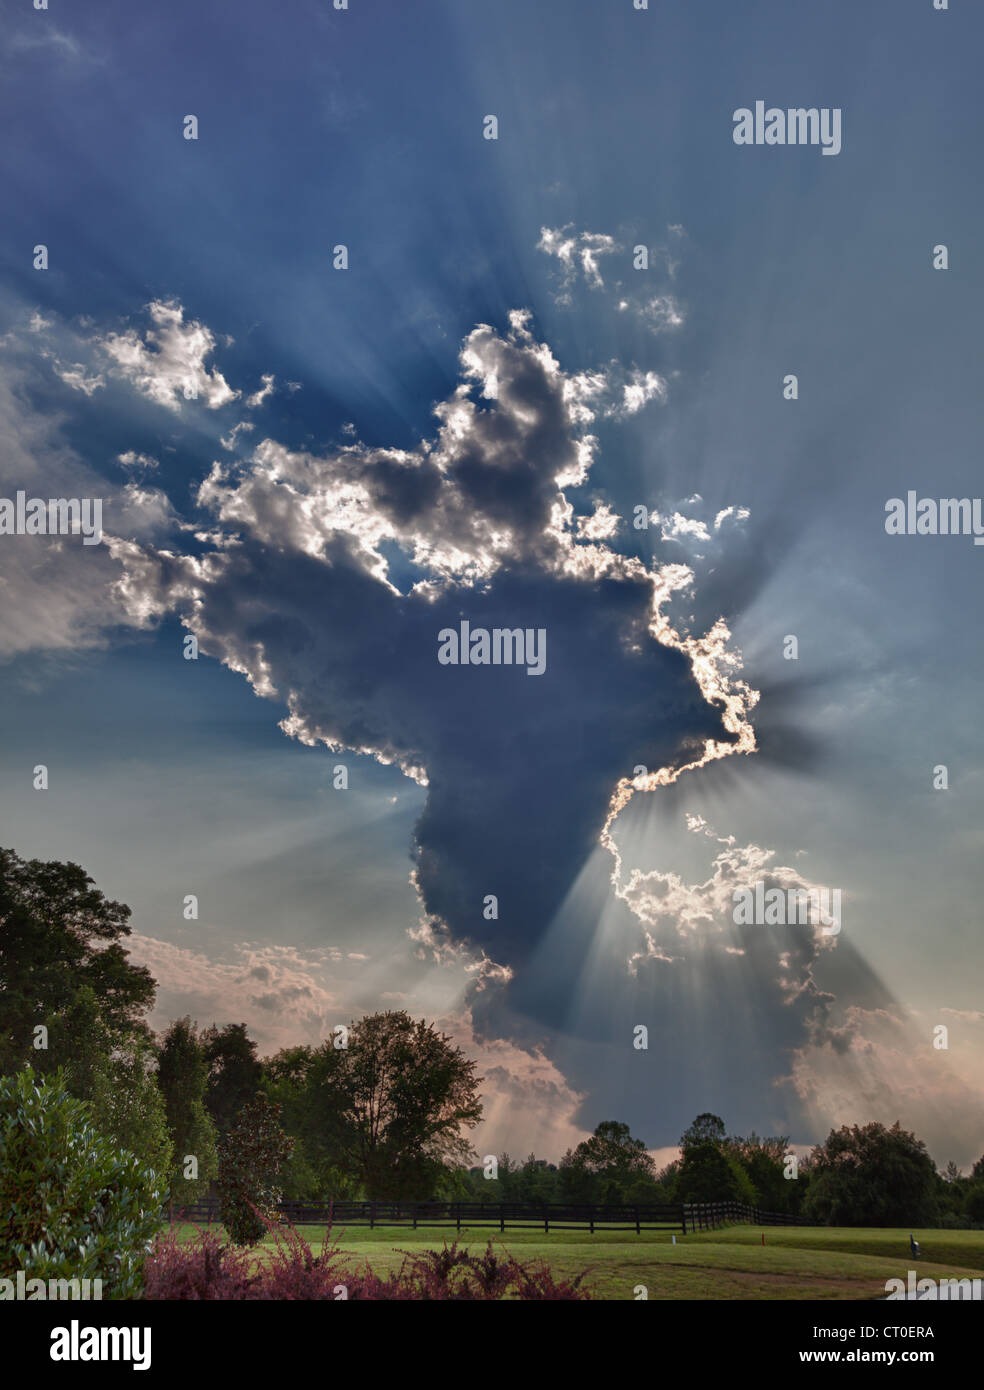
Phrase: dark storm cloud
[{"left": 111, "top": 309, "right": 754, "bottom": 971}]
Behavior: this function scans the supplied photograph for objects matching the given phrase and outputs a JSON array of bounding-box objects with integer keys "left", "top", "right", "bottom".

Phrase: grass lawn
[{"left": 170, "top": 1220, "right": 984, "bottom": 1300}]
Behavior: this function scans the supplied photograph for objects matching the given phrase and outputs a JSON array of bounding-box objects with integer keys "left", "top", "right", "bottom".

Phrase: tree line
[{"left": 2, "top": 846, "right": 983, "bottom": 1227}]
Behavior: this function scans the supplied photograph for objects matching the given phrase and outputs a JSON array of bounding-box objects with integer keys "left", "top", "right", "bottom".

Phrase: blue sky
[{"left": 1, "top": 0, "right": 983, "bottom": 1167}]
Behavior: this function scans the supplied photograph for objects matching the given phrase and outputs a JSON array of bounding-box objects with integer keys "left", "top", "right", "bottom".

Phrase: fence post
[
  {"left": 590, "top": 1206, "right": 595, "bottom": 1236},
  {"left": 456, "top": 1203, "right": 461, "bottom": 1234},
  {"left": 500, "top": 1202, "right": 505, "bottom": 1234},
  {"left": 635, "top": 1206, "right": 640, "bottom": 1235},
  {"left": 413, "top": 1203, "right": 417, "bottom": 1231},
  {"left": 370, "top": 1200, "right": 375, "bottom": 1231},
  {"left": 544, "top": 1207, "right": 549, "bottom": 1236}
]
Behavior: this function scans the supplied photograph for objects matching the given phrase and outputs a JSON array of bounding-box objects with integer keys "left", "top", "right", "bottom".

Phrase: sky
[{"left": 1, "top": 0, "right": 982, "bottom": 1170}]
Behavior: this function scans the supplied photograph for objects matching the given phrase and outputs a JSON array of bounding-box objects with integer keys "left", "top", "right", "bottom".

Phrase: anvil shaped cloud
[{"left": 112, "top": 309, "right": 757, "bottom": 969}]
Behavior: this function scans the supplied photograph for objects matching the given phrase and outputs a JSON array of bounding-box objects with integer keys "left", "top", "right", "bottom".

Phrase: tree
[
  {"left": 965, "top": 1184, "right": 984, "bottom": 1223},
  {"left": 803, "top": 1121, "right": 939, "bottom": 1227},
  {"left": 217, "top": 1094, "right": 294, "bottom": 1245},
  {"left": 728, "top": 1132, "right": 792, "bottom": 1212},
  {"left": 36, "top": 985, "right": 171, "bottom": 1182},
  {"left": 0, "top": 1067, "right": 165, "bottom": 1295},
  {"left": 202, "top": 1023, "right": 263, "bottom": 1136},
  {"left": 559, "top": 1121, "right": 657, "bottom": 1204},
  {"left": 677, "top": 1141, "right": 754, "bottom": 1204},
  {"left": 262, "top": 1043, "right": 360, "bottom": 1199},
  {"left": 680, "top": 1112, "right": 727, "bottom": 1151},
  {"left": 310, "top": 1011, "right": 483, "bottom": 1199},
  {"left": 0, "top": 848, "right": 155, "bottom": 1072},
  {"left": 157, "top": 1019, "right": 219, "bottom": 1208}
]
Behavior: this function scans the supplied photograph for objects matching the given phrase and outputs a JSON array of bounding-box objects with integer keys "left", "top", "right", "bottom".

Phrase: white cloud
[
  {"left": 54, "top": 362, "right": 105, "bottom": 397},
  {"left": 117, "top": 450, "right": 159, "bottom": 472},
  {"left": 245, "top": 374, "right": 276, "bottom": 409},
  {"left": 537, "top": 225, "right": 619, "bottom": 299},
  {"left": 100, "top": 300, "right": 239, "bottom": 412}
]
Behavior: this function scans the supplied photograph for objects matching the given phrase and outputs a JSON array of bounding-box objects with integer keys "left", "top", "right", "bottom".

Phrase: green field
[{"left": 172, "top": 1221, "right": 984, "bottom": 1300}]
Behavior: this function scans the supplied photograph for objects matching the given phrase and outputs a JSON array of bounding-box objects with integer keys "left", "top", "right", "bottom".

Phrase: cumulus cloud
[
  {"left": 99, "top": 300, "right": 239, "bottom": 411},
  {"left": 786, "top": 1004, "right": 984, "bottom": 1167},
  {"left": 130, "top": 934, "right": 343, "bottom": 1052},
  {"left": 439, "top": 1006, "right": 591, "bottom": 1159},
  {"left": 109, "top": 307, "right": 754, "bottom": 979},
  {"left": 0, "top": 371, "right": 148, "bottom": 658}
]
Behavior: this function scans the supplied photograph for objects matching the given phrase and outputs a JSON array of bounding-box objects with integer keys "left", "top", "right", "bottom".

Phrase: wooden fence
[
  {"left": 171, "top": 1197, "right": 807, "bottom": 1234},
  {"left": 682, "top": 1200, "right": 805, "bottom": 1232}
]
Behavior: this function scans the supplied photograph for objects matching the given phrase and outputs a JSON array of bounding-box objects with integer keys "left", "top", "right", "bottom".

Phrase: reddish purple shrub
[{"left": 144, "top": 1221, "right": 591, "bottom": 1300}]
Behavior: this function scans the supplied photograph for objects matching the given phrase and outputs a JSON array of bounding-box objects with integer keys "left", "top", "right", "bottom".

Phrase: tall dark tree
[
  {"left": 680, "top": 1112, "right": 727, "bottom": 1151},
  {"left": 804, "top": 1121, "right": 939, "bottom": 1227},
  {"left": 202, "top": 1022, "right": 263, "bottom": 1135},
  {"left": 157, "top": 1018, "right": 219, "bottom": 1206},
  {"left": 560, "top": 1121, "right": 657, "bottom": 1203},
  {"left": 0, "top": 848, "right": 155, "bottom": 1072},
  {"left": 677, "top": 1141, "right": 752, "bottom": 1204}
]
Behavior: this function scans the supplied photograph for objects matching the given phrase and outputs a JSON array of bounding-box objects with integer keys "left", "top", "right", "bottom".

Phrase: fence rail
[{"left": 170, "top": 1197, "right": 807, "bottom": 1234}]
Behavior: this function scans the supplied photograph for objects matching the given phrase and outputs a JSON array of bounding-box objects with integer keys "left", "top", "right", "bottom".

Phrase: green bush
[
  {"left": 217, "top": 1093, "right": 294, "bottom": 1245},
  {"left": 0, "top": 1067, "right": 166, "bottom": 1297}
]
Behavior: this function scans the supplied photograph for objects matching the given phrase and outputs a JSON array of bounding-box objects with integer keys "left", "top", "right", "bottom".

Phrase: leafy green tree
[
  {"left": 564, "top": 1121, "right": 658, "bottom": 1203},
  {"left": 202, "top": 1022, "right": 263, "bottom": 1136},
  {"left": 677, "top": 1141, "right": 750, "bottom": 1203},
  {"left": 965, "top": 1184, "right": 984, "bottom": 1223},
  {"left": 728, "top": 1132, "right": 792, "bottom": 1211},
  {"left": 37, "top": 985, "right": 171, "bottom": 1181},
  {"left": 262, "top": 1043, "right": 359, "bottom": 1198},
  {"left": 157, "top": 1018, "right": 219, "bottom": 1208},
  {"left": 515, "top": 1153, "right": 557, "bottom": 1203},
  {"left": 344, "top": 1012, "right": 482, "bottom": 1198},
  {"left": 269, "top": 1012, "right": 482, "bottom": 1200},
  {"left": 217, "top": 1093, "right": 294, "bottom": 1245},
  {"left": 803, "top": 1121, "right": 939, "bottom": 1227},
  {"left": 0, "top": 1067, "right": 165, "bottom": 1296},
  {"left": 0, "top": 848, "right": 155, "bottom": 1072}
]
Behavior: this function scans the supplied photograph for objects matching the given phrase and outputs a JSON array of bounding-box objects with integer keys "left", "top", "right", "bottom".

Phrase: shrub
[
  {"left": 0, "top": 1067, "right": 166, "bottom": 1297},
  {"left": 144, "top": 1223, "right": 591, "bottom": 1300},
  {"left": 217, "top": 1094, "right": 294, "bottom": 1245}
]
